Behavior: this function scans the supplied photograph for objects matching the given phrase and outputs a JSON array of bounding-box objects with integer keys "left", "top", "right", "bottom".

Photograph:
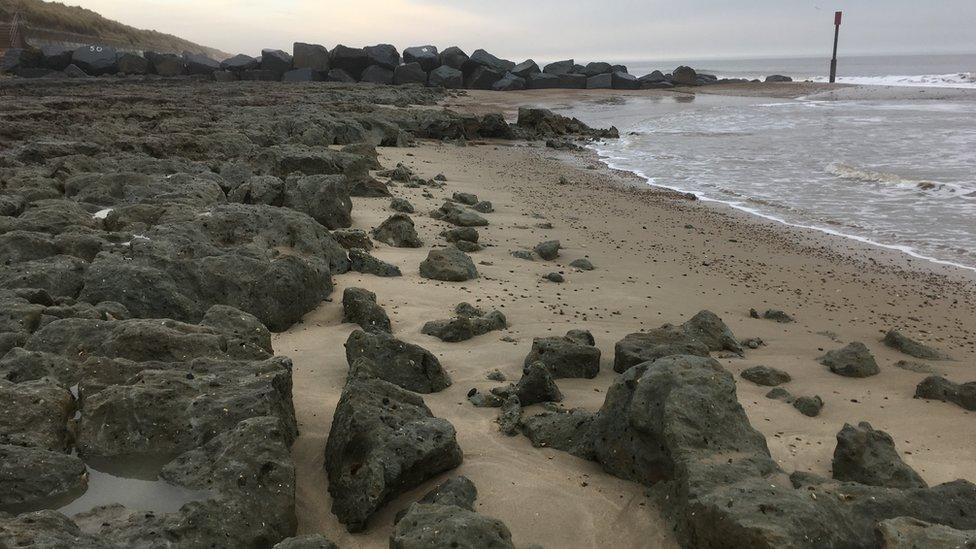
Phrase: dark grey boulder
[
  {"left": 672, "top": 65, "right": 698, "bottom": 86},
  {"left": 371, "top": 213, "right": 423, "bottom": 248},
  {"left": 261, "top": 49, "right": 293, "bottom": 78},
  {"left": 274, "top": 535, "right": 339, "bottom": 549},
  {"left": 282, "top": 68, "right": 324, "bottom": 82},
  {"left": 348, "top": 249, "right": 401, "bottom": 277},
  {"left": 527, "top": 72, "right": 561, "bottom": 89},
  {"left": 441, "top": 226, "right": 478, "bottom": 244},
  {"left": 428, "top": 65, "right": 463, "bottom": 88},
  {"left": 557, "top": 73, "right": 587, "bottom": 89},
  {"left": 439, "top": 46, "right": 469, "bottom": 70},
  {"left": 0, "top": 378, "right": 74, "bottom": 451},
  {"left": 612, "top": 71, "right": 640, "bottom": 90},
  {"left": 63, "top": 64, "right": 89, "bottom": 78},
  {"left": 253, "top": 145, "right": 362, "bottom": 178},
  {"left": 221, "top": 54, "right": 259, "bottom": 72},
  {"left": 883, "top": 329, "right": 948, "bottom": 360},
  {"left": 394, "top": 62, "right": 427, "bottom": 85},
  {"left": 116, "top": 53, "right": 149, "bottom": 75},
  {"left": 390, "top": 197, "right": 415, "bottom": 213},
  {"left": 71, "top": 45, "right": 118, "bottom": 75},
  {"left": 40, "top": 45, "right": 72, "bottom": 70},
  {"left": 201, "top": 304, "right": 273, "bottom": 355},
  {"left": 183, "top": 52, "right": 219, "bottom": 75},
  {"left": 421, "top": 304, "right": 506, "bottom": 343},
  {"left": 330, "top": 45, "right": 370, "bottom": 79},
  {"left": 520, "top": 407, "right": 595, "bottom": 459},
  {"left": 360, "top": 65, "right": 394, "bottom": 84},
  {"left": 792, "top": 395, "right": 824, "bottom": 417},
  {"left": 613, "top": 325, "right": 709, "bottom": 373},
  {"left": 915, "top": 376, "right": 976, "bottom": 411},
  {"left": 740, "top": 365, "right": 791, "bottom": 386},
  {"left": 76, "top": 357, "right": 296, "bottom": 460},
  {"left": 345, "top": 330, "right": 451, "bottom": 393},
  {"left": 342, "top": 287, "right": 391, "bottom": 333},
  {"left": 639, "top": 72, "right": 673, "bottom": 89},
  {"left": 364, "top": 44, "right": 400, "bottom": 70},
  {"left": 403, "top": 46, "right": 440, "bottom": 71},
  {"left": 431, "top": 201, "right": 488, "bottom": 227},
  {"left": 523, "top": 330, "right": 600, "bottom": 379},
  {"left": 544, "top": 272, "right": 564, "bottom": 283},
  {"left": 332, "top": 228, "right": 373, "bottom": 250},
  {"left": 497, "top": 396, "right": 522, "bottom": 436},
  {"left": 832, "top": 421, "right": 927, "bottom": 489},
  {"left": 586, "top": 73, "right": 612, "bottom": 89},
  {"left": 0, "top": 443, "right": 87, "bottom": 513},
  {"left": 611, "top": 64, "right": 628, "bottom": 73},
  {"left": 875, "top": 517, "right": 976, "bottom": 548},
  {"left": 820, "top": 341, "right": 879, "bottom": 377},
  {"left": 750, "top": 308, "right": 794, "bottom": 323},
  {"left": 765, "top": 74, "right": 793, "bottom": 83},
  {"left": 583, "top": 62, "right": 612, "bottom": 76},
  {"left": 463, "top": 49, "right": 515, "bottom": 75},
  {"left": 543, "top": 59, "right": 574, "bottom": 75},
  {"left": 419, "top": 247, "right": 478, "bottom": 282},
  {"left": 147, "top": 52, "right": 184, "bottom": 76},
  {"left": 0, "top": 347, "right": 77, "bottom": 386},
  {"left": 509, "top": 361, "right": 562, "bottom": 405},
  {"left": 682, "top": 310, "right": 744, "bottom": 354},
  {"left": 534, "top": 240, "right": 560, "bottom": 260},
  {"left": 0, "top": 254, "right": 87, "bottom": 298},
  {"left": 1, "top": 48, "right": 41, "bottom": 75},
  {"left": 492, "top": 72, "right": 526, "bottom": 91},
  {"left": 452, "top": 192, "right": 478, "bottom": 205},
  {"left": 326, "top": 68, "right": 357, "bottom": 83},
  {"left": 391, "top": 478, "right": 515, "bottom": 549},
  {"left": 293, "top": 42, "right": 330, "bottom": 72},
  {"left": 324, "top": 372, "right": 463, "bottom": 531},
  {"left": 0, "top": 510, "right": 108, "bottom": 547},
  {"left": 511, "top": 59, "right": 541, "bottom": 79},
  {"left": 570, "top": 258, "right": 594, "bottom": 270},
  {"left": 465, "top": 65, "right": 505, "bottom": 90}
]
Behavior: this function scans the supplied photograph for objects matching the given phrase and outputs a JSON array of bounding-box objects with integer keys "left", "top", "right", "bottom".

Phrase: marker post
[{"left": 829, "top": 11, "right": 842, "bottom": 83}]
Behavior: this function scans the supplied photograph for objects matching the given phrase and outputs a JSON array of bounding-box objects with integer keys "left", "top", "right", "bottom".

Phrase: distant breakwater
[{"left": 1, "top": 41, "right": 794, "bottom": 90}]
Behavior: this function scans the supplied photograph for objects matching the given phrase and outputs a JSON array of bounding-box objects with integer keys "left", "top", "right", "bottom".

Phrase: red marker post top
[{"left": 835, "top": 11, "right": 843, "bottom": 26}]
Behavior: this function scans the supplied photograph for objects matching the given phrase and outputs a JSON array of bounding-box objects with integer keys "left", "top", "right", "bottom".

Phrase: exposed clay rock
[
  {"left": 523, "top": 330, "right": 601, "bottom": 379},
  {"left": 331, "top": 228, "right": 373, "bottom": 250},
  {"left": 372, "top": 213, "right": 423, "bottom": 248},
  {"left": 0, "top": 379, "right": 74, "bottom": 451},
  {"left": 391, "top": 476, "right": 515, "bottom": 549},
  {"left": 348, "top": 248, "right": 402, "bottom": 277},
  {"left": 875, "top": 517, "right": 976, "bottom": 548},
  {"left": 419, "top": 247, "right": 478, "bottom": 282},
  {"left": 431, "top": 201, "right": 488, "bottom": 227},
  {"left": 421, "top": 303, "right": 506, "bottom": 342},
  {"left": 342, "top": 287, "right": 391, "bottom": 333},
  {"left": 832, "top": 421, "right": 928, "bottom": 489},
  {"left": 533, "top": 240, "right": 560, "bottom": 260},
  {"left": 915, "top": 376, "right": 976, "bottom": 411},
  {"left": 883, "top": 329, "right": 949, "bottom": 360},
  {"left": 345, "top": 330, "right": 451, "bottom": 393},
  {"left": 0, "top": 444, "right": 87, "bottom": 512},
  {"left": 324, "top": 371, "right": 463, "bottom": 532},
  {"left": 740, "top": 365, "right": 791, "bottom": 387},
  {"left": 821, "top": 341, "right": 880, "bottom": 378}
]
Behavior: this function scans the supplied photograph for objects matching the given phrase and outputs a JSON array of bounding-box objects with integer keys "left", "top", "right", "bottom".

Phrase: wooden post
[{"left": 829, "top": 11, "right": 842, "bottom": 83}]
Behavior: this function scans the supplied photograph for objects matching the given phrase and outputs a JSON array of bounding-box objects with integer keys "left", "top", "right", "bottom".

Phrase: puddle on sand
[{"left": 56, "top": 458, "right": 212, "bottom": 517}]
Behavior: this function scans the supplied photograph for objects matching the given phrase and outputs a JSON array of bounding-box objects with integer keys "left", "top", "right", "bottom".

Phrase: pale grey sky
[{"left": 72, "top": 0, "right": 976, "bottom": 60}]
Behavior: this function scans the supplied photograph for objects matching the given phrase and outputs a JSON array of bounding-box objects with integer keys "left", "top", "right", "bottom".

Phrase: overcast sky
[{"left": 72, "top": 0, "right": 976, "bottom": 61}]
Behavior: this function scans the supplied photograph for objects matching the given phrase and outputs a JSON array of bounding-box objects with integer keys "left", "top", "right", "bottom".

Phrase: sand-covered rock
[
  {"left": 421, "top": 303, "right": 506, "bottom": 342},
  {"left": 915, "top": 376, "right": 976, "bottom": 411},
  {"left": 342, "top": 287, "right": 391, "bottom": 333},
  {"left": 821, "top": 341, "right": 880, "bottom": 377},
  {"left": 348, "top": 248, "right": 402, "bottom": 277},
  {"left": 884, "top": 329, "right": 949, "bottom": 360},
  {"left": 740, "top": 365, "right": 791, "bottom": 386}
]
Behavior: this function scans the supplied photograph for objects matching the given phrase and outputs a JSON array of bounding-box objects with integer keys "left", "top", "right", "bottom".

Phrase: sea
[{"left": 560, "top": 53, "right": 976, "bottom": 272}]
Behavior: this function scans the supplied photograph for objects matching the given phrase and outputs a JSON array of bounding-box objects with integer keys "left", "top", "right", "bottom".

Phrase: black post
[{"left": 829, "top": 11, "right": 842, "bottom": 83}]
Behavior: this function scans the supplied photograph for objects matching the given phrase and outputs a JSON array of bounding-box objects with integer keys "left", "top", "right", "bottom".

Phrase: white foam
[
  {"left": 809, "top": 72, "right": 976, "bottom": 89},
  {"left": 587, "top": 143, "right": 976, "bottom": 274}
]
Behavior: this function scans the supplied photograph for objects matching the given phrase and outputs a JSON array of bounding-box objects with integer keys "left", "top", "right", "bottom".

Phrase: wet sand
[{"left": 278, "top": 86, "right": 976, "bottom": 547}]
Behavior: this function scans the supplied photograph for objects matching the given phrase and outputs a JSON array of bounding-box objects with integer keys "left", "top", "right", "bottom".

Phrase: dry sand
[{"left": 277, "top": 85, "right": 976, "bottom": 548}]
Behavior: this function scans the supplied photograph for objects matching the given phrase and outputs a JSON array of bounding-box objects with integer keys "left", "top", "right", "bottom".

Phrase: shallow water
[
  {"left": 562, "top": 94, "right": 976, "bottom": 270},
  {"left": 57, "top": 465, "right": 211, "bottom": 517}
]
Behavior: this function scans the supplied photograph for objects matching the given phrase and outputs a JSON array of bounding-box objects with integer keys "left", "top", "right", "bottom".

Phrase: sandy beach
[{"left": 277, "top": 84, "right": 976, "bottom": 547}]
